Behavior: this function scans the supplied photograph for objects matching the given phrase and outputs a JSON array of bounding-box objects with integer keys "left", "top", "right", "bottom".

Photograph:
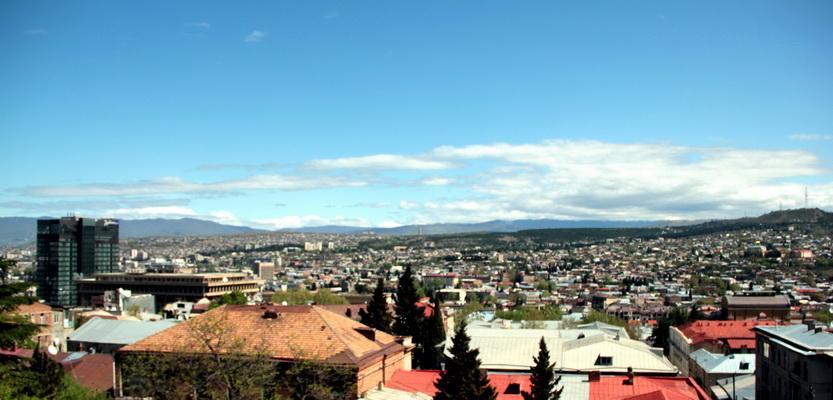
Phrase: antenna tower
[{"left": 805, "top": 187, "right": 809, "bottom": 209}]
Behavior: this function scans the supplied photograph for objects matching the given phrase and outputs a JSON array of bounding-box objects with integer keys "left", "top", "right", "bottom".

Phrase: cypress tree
[
  {"left": 419, "top": 294, "right": 446, "bottom": 370},
  {"left": 522, "top": 337, "right": 562, "bottom": 400},
  {"left": 359, "top": 278, "right": 393, "bottom": 333},
  {"left": 392, "top": 266, "right": 422, "bottom": 337},
  {"left": 433, "top": 321, "right": 497, "bottom": 400}
]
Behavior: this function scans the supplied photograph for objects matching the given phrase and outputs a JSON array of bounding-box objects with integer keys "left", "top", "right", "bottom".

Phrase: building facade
[
  {"left": 755, "top": 323, "right": 833, "bottom": 400},
  {"left": 76, "top": 272, "right": 263, "bottom": 308},
  {"left": 36, "top": 217, "right": 119, "bottom": 307}
]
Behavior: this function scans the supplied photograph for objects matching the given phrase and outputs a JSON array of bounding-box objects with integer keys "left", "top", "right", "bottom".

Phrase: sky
[{"left": 1, "top": 1, "right": 832, "bottom": 229}]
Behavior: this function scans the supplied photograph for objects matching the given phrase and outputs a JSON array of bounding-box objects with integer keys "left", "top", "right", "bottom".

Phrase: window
[
  {"left": 595, "top": 356, "right": 613, "bottom": 366},
  {"left": 739, "top": 361, "right": 750, "bottom": 370},
  {"left": 763, "top": 341, "right": 770, "bottom": 358}
]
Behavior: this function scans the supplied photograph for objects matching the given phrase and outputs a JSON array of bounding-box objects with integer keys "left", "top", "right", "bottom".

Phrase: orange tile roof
[
  {"left": 121, "top": 305, "right": 403, "bottom": 366},
  {"left": 589, "top": 376, "right": 709, "bottom": 400},
  {"left": 16, "top": 302, "right": 53, "bottom": 314}
]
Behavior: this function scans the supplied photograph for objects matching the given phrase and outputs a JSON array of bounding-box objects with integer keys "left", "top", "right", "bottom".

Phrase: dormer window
[{"left": 595, "top": 355, "right": 613, "bottom": 366}]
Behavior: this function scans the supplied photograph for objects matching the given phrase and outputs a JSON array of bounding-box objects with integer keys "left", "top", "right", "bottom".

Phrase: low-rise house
[
  {"left": 14, "top": 302, "right": 65, "bottom": 349},
  {"left": 688, "top": 349, "right": 754, "bottom": 389},
  {"left": 68, "top": 317, "right": 178, "bottom": 353},
  {"left": 116, "top": 304, "right": 414, "bottom": 398},
  {"left": 668, "top": 319, "right": 778, "bottom": 375},
  {"left": 458, "top": 321, "right": 677, "bottom": 375},
  {"left": 367, "top": 370, "right": 708, "bottom": 400},
  {"left": 721, "top": 295, "right": 790, "bottom": 321}
]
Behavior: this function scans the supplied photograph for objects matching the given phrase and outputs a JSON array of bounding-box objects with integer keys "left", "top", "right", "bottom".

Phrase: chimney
[
  {"left": 588, "top": 371, "right": 601, "bottom": 382},
  {"left": 804, "top": 320, "right": 816, "bottom": 331},
  {"left": 815, "top": 327, "right": 824, "bottom": 334},
  {"left": 623, "top": 367, "right": 634, "bottom": 385}
]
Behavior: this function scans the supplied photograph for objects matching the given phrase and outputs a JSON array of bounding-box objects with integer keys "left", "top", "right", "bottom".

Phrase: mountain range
[{"left": 0, "top": 208, "right": 829, "bottom": 248}]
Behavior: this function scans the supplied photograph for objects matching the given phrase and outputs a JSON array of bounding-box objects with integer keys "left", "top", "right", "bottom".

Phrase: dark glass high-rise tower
[{"left": 36, "top": 217, "right": 119, "bottom": 307}]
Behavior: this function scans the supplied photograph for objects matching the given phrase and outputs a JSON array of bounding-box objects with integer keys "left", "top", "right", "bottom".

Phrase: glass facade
[{"left": 36, "top": 217, "right": 119, "bottom": 307}]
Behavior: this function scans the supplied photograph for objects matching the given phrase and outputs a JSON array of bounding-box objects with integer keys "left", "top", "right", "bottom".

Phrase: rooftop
[
  {"left": 755, "top": 324, "right": 833, "bottom": 351},
  {"left": 69, "top": 317, "right": 178, "bottom": 345},
  {"left": 121, "top": 304, "right": 404, "bottom": 366}
]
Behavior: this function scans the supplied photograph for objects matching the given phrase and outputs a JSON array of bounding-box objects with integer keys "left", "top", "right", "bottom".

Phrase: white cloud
[
  {"left": 789, "top": 134, "right": 832, "bottom": 142},
  {"left": 377, "top": 220, "right": 402, "bottom": 228},
  {"left": 307, "top": 154, "right": 453, "bottom": 170},
  {"left": 253, "top": 215, "right": 370, "bottom": 229},
  {"left": 19, "top": 175, "right": 366, "bottom": 197},
  {"left": 421, "top": 177, "right": 454, "bottom": 186},
  {"left": 103, "top": 206, "right": 198, "bottom": 219},
  {"left": 399, "top": 200, "right": 419, "bottom": 210},
  {"left": 208, "top": 210, "right": 241, "bottom": 226},
  {"left": 244, "top": 30, "right": 265, "bottom": 42}
]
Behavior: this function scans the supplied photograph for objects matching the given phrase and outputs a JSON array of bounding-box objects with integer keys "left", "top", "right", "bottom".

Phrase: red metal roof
[
  {"left": 589, "top": 376, "right": 710, "bottom": 400},
  {"left": 678, "top": 320, "right": 781, "bottom": 349},
  {"left": 385, "top": 370, "right": 532, "bottom": 400}
]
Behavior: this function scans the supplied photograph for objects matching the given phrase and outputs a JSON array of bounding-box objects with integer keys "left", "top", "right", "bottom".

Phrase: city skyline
[{"left": 2, "top": 1, "right": 832, "bottom": 229}]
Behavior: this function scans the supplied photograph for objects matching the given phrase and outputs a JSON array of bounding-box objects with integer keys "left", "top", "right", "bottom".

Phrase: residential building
[
  {"left": 36, "top": 217, "right": 119, "bottom": 307},
  {"left": 14, "top": 302, "right": 65, "bottom": 349},
  {"left": 459, "top": 321, "right": 677, "bottom": 375},
  {"left": 722, "top": 295, "right": 791, "bottom": 321},
  {"left": 116, "top": 304, "right": 414, "bottom": 398},
  {"left": 68, "top": 317, "right": 178, "bottom": 353},
  {"left": 688, "top": 349, "right": 754, "bottom": 389},
  {"left": 668, "top": 319, "right": 777, "bottom": 375},
  {"left": 755, "top": 322, "right": 833, "bottom": 400},
  {"left": 369, "top": 370, "right": 709, "bottom": 400}
]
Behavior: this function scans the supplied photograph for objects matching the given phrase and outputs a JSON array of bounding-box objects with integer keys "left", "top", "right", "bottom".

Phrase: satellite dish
[
  {"left": 47, "top": 345, "right": 58, "bottom": 355},
  {"left": 222, "top": 277, "right": 229, "bottom": 283}
]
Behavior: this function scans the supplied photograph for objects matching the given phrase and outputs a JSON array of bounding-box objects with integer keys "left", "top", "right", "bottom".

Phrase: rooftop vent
[{"left": 262, "top": 310, "right": 280, "bottom": 319}]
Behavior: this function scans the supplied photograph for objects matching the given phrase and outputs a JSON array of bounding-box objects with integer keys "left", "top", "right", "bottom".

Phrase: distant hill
[
  {"left": 664, "top": 208, "right": 833, "bottom": 238},
  {"left": 0, "top": 217, "right": 266, "bottom": 247},
  {"left": 287, "top": 219, "right": 678, "bottom": 235}
]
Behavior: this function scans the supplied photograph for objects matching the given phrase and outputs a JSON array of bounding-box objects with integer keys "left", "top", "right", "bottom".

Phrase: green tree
[
  {"left": 272, "top": 288, "right": 347, "bottom": 306},
  {"left": 650, "top": 306, "right": 692, "bottom": 355},
  {"left": 209, "top": 290, "right": 249, "bottom": 310},
  {"left": 358, "top": 278, "right": 392, "bottom": 333},
  {"left": 0, "top": 282, "right": 39, "bottom": 349},
  {"left": 418, "top": 295, "right": 446, "bottom": 370},
  {"left": 522, "top": 337, "right": 562, "bottom": 400},
  {"left": 433, "top": 321, "right": 497, "bottom": 400}
]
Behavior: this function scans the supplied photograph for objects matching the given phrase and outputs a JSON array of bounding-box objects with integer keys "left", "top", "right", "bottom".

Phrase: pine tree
[
  {"left": 522, "top": 337, "right": 562, "bottom": 400},
  {"left": 418, "top": 294, "right": 446, "bottom": 370},
  {"left": 359, "top": 278, "right": 393, "bottom": 333},
  {"left": 433, "top": 321, "right": 497, "bottom": 400}
]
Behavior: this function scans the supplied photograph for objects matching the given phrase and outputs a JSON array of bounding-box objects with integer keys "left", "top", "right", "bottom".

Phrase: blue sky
[{"left": 2, "top": 1, "right": 832, "bottom": 228}]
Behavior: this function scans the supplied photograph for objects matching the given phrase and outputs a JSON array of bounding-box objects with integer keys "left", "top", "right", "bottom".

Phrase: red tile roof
[
  {"left": 589, "top": 376, "right": 709, "bottom": 400},
  {"left": 121, "top": 304, "right": 404, "bottom": 367},
  {"left": 678, "top": 320, "right": 781, "bottom": 349}
]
